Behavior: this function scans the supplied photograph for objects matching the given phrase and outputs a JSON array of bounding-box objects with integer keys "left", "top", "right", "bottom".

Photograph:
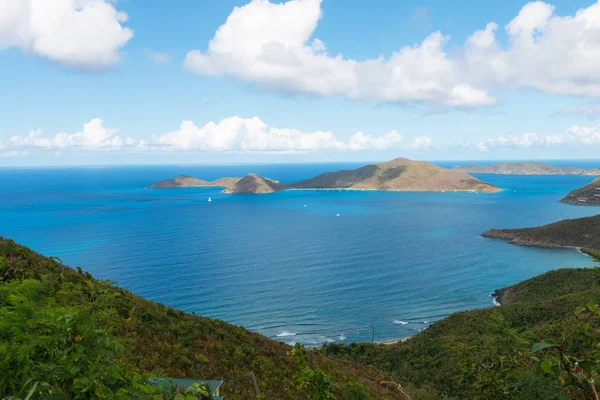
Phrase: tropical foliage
[{"left": 0, "top": 238, "right": 409, "bottom": 399}]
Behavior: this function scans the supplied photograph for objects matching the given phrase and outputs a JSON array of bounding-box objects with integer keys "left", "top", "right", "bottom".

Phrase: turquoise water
[{"left": 0, "top": 161, "right": 599, "bottom": 345}]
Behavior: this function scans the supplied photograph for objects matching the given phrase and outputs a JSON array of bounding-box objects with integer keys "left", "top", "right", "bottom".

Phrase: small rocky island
[
  {"left": 224, "top": 173, "right": 285, "bottom": 194},
  {"left": 482, "top": 214, "right": 600, "bottom": 254},
  {"left": 149, "top": 175, "right": 241, "bottom": 189},
  {"left": 287, "top": 157, "right": 500, "bottom": 192},
  {"left": 149, "top": 174, "right": 283, "bottom": 194},
  {"left": 561, "top": 177, "right": 600, "bottom": 205},
  {"left": 452, "top": 162, "right": 600, "bottom": 176}
]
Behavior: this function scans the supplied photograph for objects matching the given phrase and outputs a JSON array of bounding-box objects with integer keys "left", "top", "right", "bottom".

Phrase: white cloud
[
  {"left": 1, "top": 116, "right": 432, "bottom": 155},
  {"left": 2, "top": 119, "right": 143, "bottom": 152},
  {"left": 0, "top": 0, "right": 133, "bottom": 69},
  {"left": 153, "top": 116, "right": 428, "bottom": 152},
  {"left": 476, "top": 124, "right": 600, "bottom": 151},
  {"left": 184, "top": 0, "right": 495, "bottom": 107},
  {"left": 153, "top": 116, "right": 344, "bottom": 152},
  {"left": 557, "top": 104, "right": 600, "bottom": 120},
  {"left": 184, "top": 0, "right": 600, "bottom": 106},
  {"left": 347, "top": 130, "right": 432, "bottom": 151}
]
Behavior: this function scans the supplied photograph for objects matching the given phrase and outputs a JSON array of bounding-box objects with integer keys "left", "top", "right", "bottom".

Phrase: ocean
[{"left": 1, "top": 160, "right": 599, "bottom": 345}]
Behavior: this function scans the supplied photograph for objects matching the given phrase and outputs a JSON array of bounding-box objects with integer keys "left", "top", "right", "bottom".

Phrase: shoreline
[{"left": 285, "top": 187, "right": 502, "bottom": 193}]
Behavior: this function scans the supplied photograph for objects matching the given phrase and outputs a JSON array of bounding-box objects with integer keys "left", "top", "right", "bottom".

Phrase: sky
[{"left": 1, "top": 0, "right": 600, "bottom": 166}]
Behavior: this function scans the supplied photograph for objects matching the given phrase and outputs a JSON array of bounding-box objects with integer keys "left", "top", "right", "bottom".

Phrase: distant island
[
  {"left": 288, "top": 157, "right": 500, "bottom": 192},
  {"left": 223, "top": 173, "right": 285, "bottom": 194},
  {"left": 149, "top": 175, "right": 240, "bottom": 189},
  {"left": 150, "top": 157, "right": 500, "bottom": 194},
  {"left": 452, "top": 161, "right": 600, "bottom": 176},
  {"left": 482, "top": 214, "right": 600, "bottom": 254},
  {"left": 561, "top": 177, "right": 600, "bottom": 205}
]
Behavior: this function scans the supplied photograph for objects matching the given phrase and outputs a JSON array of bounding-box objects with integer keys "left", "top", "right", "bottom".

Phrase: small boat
[
  {"left": 208, "top": 197, "right": 212, "bottom": 202},
  {"left": 336, "top": 213, "right": 340, "bottom": 217}
]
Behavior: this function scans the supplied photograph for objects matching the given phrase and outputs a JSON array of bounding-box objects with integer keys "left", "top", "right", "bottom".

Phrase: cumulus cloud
[
  {"left": 0, "top": 0, "right": 133, "bottom": 69},
  {"left": 153, "top": 116, "right": 431, "bottom": 152},
  {"left": 184, "top": 0, "right": 600, "bottom": 106},
  {"left": 1, "top": 119, "right": 143, "bottom": 152},
  {"left": 1, "top": 116, "right": 432, "bottom": 155},
  {"left": 476, "top": 125, "right": 600, "bottom": 151},
  {"left": 184, "top": 0, "right": 494, "bottom": 107}
]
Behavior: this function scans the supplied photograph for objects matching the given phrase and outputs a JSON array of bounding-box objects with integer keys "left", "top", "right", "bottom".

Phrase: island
[
  {"left": 149, "top": 175, "right": 240, "bottom": 189},
  {"left": 223, "top": 173, "right": 285, "bottom": 194},
  {"left": 482, "top": 214, "right": 600, "bottom": 254},
  {"left": 452, "top": 161, "right": 600, "bottom": 176},
  {"left": 561, "top": 177, "right": 600, "bottom": 205},
  {"left": 287, "top": 157, "right": 500, "bottom": 192}
]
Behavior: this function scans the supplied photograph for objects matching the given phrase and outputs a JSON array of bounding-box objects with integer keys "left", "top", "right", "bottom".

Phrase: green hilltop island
[
  {"left": 4, "top": 235, "right": 600, "bottom": 399},
  {"left": 453, "top": 161, "right": 600, "bottom": 176},
  {"left": 150, "top": 157, "right": 501, "bottom": 194}
]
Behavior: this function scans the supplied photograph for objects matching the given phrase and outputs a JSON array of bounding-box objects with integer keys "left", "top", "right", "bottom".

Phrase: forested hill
[
  {"left": 0, "top": 238, "right": 415, "bottom": 399},
  {"left": 321, "top": 266, "right": 600, "bottom": 399},
  {"left": 482, "top": 214, "right": 600, "bottom": 254}
]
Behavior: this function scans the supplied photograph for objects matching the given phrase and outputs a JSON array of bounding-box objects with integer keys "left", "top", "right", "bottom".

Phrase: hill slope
[
  {"left": 453, "top": 162, "right": 600, "bottom": 176},
  {"left": 288, "top": 157, "right": 500, "bottom": 192},
  {"left": 322, "top": 267, "right": 600, "bottom": 398},
  {"left": 482, "top": 214, "right": 600, "bottom": 253},
  {"left": 561, "top": 177, "right": 600, "bottom": 205},
  {"left": 0, "top": 238, "right": 413, "bottom": 399},
  {"left": 223, "top": 173, "right": 285, "bottom": 194}
]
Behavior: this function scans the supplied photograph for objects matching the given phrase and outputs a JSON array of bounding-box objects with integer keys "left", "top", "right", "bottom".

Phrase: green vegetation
[
  {"left": 561, "top": 177, "right": 600, "bottom": 205},
  {"left": 5, "top": 235, "right": 600, "bottom": 399},
  {"left": 483, "top": 214, "right": 600, "bottom": 253},
  {"left": 0, "top": 238, "right": 409, "bottom": 399},
  {"left": 322, "top": 267, "right": 600, "bottom": 399}
]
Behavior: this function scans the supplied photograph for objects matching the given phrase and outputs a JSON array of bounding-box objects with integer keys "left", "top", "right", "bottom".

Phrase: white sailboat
[{"left": 208, "top": 197, "right": 212, "bottom": 202}]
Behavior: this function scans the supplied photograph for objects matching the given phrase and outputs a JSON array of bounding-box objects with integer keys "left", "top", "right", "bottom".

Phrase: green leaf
[
  {"left": 24, "top": 381, "right": 38, "bottom": 400},
  {"left": 540, "top": 359, "right": 552, "bottom": 373},
  {"left": 532, "top": 343, "right": 556, "bottom": 353},
  {"left": 587, "top": 301, "right": 598, "bottom": 313}
]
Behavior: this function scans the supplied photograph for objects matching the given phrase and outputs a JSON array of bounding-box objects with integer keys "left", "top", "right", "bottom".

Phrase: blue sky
[{"left": 1, "top": 0, "right": 600, "bottom": 166}]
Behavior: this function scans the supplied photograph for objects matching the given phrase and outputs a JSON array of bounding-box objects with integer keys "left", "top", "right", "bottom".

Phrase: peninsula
[
  {"left": 561, "top": 177, "right": 600, "bottom": 205},
  {"left": 452, "top": 161, "right": 600, "bottom": 176},
  {"left": 287, "top": 157, "right": 500, "bottom": 192},
  {"left": 482, "top": 214, "right": 600, "bottom": 254},
  {"left": 223, "top": 173, "right": 285, "bottom": 194}
]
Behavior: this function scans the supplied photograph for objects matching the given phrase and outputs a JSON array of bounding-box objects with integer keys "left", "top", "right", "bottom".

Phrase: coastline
[{"left": 286, "top": 187, "right": 502, "bottom": 193}]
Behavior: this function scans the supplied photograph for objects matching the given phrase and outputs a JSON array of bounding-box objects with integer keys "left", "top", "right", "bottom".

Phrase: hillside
[
  {"left": 482, "top": 214, "right": 600, "bottom": 253},
  {"left": 561, "top": 177, "right": 600, "bottom": 205},
  {"left": 453, "top": 162, "right": 600, "bottom": 176},
  {"left": 223, "top": 173, "right": 285, "bottom": 194},
  {"left": 322, "top": 267, "right": 600, "bottom": 399},
  {"left": 150, "top": 175, "right": 241, "bottom": 189},
  {"left": 0, "top": 238, "right": 417, "bottom": 399},
  {"left": 287, "top": 157, "right": 500, "bottom": 192}
]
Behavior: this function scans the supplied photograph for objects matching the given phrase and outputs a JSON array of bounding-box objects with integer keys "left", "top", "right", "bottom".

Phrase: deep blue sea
[{"left": 1, "top": 160, "right": 599, "bottom": 345}]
